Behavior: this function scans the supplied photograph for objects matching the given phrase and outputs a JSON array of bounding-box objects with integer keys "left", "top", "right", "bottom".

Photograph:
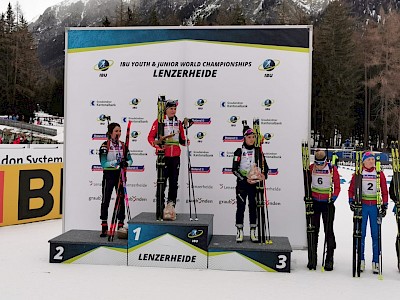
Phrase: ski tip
[{"left": 378, "top": 275, "right": 383, "bottom": 280}]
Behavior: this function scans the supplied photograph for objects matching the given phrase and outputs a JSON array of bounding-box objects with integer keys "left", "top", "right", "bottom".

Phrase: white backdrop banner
[{"left": 64, "top": 26, "right": 312, "bottom": 248}]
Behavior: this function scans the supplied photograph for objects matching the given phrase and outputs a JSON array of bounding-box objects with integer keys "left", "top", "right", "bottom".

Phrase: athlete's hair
[
  {"left": 107, "top": 122, "right": 120, "bottom": 137},
  {"left": 315, "top": 150, "right": 326, "bottom": 161}
]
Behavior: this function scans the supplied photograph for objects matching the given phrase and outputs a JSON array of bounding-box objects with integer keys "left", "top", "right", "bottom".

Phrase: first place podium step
[{"left": 128, "top": 212, "right": 213, "bottom": 269}]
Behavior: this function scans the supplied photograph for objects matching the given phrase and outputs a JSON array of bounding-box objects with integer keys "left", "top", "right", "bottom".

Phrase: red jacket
[
  {"left": 310, "top": 163, "right": 341, "bottom": 201},
  {"left": 348, "top": 166, "right": 388, "bottom": 204},
  {"left": 148, "top": 118, "right": 187, "bottom": 157}
]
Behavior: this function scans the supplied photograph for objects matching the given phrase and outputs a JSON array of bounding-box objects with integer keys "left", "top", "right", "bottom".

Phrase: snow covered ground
[{"left": 0, "top": 165, "right": 399, "bottom": 300}]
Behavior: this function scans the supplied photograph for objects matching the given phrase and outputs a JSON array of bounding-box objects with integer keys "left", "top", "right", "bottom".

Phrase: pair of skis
[
  {"left": 155, "top": 96, "right": 166, "bottom": 221},
  {"left": 352, "top": 149, "right": 363, "bottom": 277},
  {"left": 253, "top": 119, "right": 271, "bottom": 244},
  {"left": 301, "top": 142, "right": 316, "bottom": 269},
  {"left": 390, "top": 141, "right": 400, "bottom": 272},
  {"left": 108, "top": 120, "right": 132, "bottom": 241}
]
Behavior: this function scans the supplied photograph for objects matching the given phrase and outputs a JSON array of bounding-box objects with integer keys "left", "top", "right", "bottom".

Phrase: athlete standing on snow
[
  {"left": 348, "top": 152, "right": 388, "bottom": 273},
  {"left": 99, "top": 122, "right": 133, "bottom": 237},
  {"left": 232, "top": 126, "right": 269, "bottom": 243},
  {"left": 309, "top": 150, "right": 341, "bottom": 271},
  {"left": 148, "top": 100, "right": 189, "bottom": 220}
]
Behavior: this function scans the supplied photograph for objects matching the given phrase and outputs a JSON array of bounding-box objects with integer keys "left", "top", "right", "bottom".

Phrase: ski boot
[
  {"left": 372, "top": 262, "right": 379, "bottom": 274},
  {"left": 117, "top": 221, "right": 128, "bottom": 239},
  {"left": 250, "top": 227, "right": 258, "bottom": 243},
  {"left": 163, "top": 202, "right": 176, "bottom": 221},
  {"left": 360, "top": 260, "right": 365, "bottom": 272},
  {"left": 100, "top": 220, "right": 108, "bottom": 237},
  {"left": 324, "top": 250, "right": 334, "bottom": 271},
  {"left": 236, "top": 228, "right": 244, "bottom": 243}
]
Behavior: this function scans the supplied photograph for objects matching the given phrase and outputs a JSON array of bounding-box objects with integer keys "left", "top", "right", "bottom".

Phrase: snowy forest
[{"left": 1, "top": 0, "right": 400, "bottom": 149}]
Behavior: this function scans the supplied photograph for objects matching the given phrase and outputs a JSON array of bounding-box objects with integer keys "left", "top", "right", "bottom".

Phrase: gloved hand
[
  {"left": 379, "top": 203, "right": 388, "bottom": 218},
  {"left": 331, "top": 195, "right": 337, "bottom": 203},
  {"left": 119, "top": 159, "right": 128, "bottom": 169},
  {"left": 349, "top": 198, "right": 355, "bottom": 211}
]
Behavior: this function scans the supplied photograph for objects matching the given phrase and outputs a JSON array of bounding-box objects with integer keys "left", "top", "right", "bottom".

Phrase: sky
[
  {"left": 0, "top": 0, "right": 62, "bottom": 22},
  {"left": 0, "top": 166, "right": 400, "bottom": 300}
]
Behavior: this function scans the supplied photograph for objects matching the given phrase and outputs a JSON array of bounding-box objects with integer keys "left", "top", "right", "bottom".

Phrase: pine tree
[
  {"left": 312, "top": 0, "right": 362, "bottom": 147},
  {"left": 364, "top": 9, "right": 400, "bottom": 145}
]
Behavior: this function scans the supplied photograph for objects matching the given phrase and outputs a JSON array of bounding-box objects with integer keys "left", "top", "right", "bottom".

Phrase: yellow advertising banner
[{"left": 0, "top": 163, "right": 62, "bottom": 226}]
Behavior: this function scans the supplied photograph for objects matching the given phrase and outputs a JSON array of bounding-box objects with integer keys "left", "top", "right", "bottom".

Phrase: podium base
[
  {"left": 208, "top": 235, "right": 292, "bottom": 272},
  {"left": 49, "top": 230, "right": 127, "bottom": 265},
  {"left": 128, "top": 212, "right": 213, "bottom": 269}
]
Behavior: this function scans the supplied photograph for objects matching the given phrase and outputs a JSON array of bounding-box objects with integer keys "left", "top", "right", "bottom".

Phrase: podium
[
  {"left": 49, "top": 230, "right": 127, "bottom": 265},
  {"left": 128, "top": 212, "right": 213, "bottom": 269},
  {"left": 208, "top": 235, "right": 292, "bottom": 272},
  {"left": 49, "top": 213, "right": 292, "bottom": 273}
]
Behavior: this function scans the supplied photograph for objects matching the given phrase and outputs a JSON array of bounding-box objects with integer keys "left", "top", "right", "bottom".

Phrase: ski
[
  {"left": 253, "top": 118, "right": 270, "bottom": 244},
  {"left": 108, "top": 120, "right": 132, "bottom": 241},
  {"left": 376, "top": 155, "right": 383, "bottom": 279},
  {"left": 155, "top": 96, "right": 166, "bottom": 221},
  {"left": 302, "top": 141, "right": 316, "bottom": 270},
  {"left": 390, "top": 141, "right": 400, "bottom": 272},
  {"left": 352, "top": 149, "right": 363, "bottom": 277}
]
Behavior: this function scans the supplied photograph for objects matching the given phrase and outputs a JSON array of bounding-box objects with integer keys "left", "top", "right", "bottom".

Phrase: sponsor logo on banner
[
  {"left": 267, "top": 186, "right": 282, "bottom": 192},
  {"left": 89, "top": 149, "right": 100, "bottom": 155},
  {"left": 90, "top": 100, "right": 116, "bottom": 107},
  {"left": 91, "top": 165, "right": 145, "bottom": 172},
  {"left": 261, "top": 118, "right": 282, "bottom": 126},
  {"left": 130, "top": 196, "right": 147, "bottom": 202},
  {"left": 219, "top": 151, "right": 234, "bottom": 158},
  {"left": 220, "top": 101, "right": 247, "bottom": 108},
  {"left": 258, "top": 59, "right": 280, "bottom": 78},
  {"left": 188, "top": 229, "right": 204, "bottom": 239},
  {"left": 195, "top": 132, "right": 206, "bottom": 143},
  {"left": 88, "top": 195, "right": 102, "bottom": 201},
  {"left": 191, "top": 118, "right": 211, "bottom": 125},
  {"left": 219, "top": 184, "right": 235, "bottom": 190},
  {"left": 222, "top": 167, "right": 232, "bottom": 174},
  {"left": 228, "top": 116, "right": 240, "bottom": 127},
  {"left": 195, "top": 99, "right": 207, "bottom": 110},
  {"left": 97, "top": 114, "right": 111, "bottom": 125},
  {"left": 130, "top": 150, "right": 148, "bottom": 156},
  {"left": 94, "top": 59, "right": 114, "bottom": 77},
  {"left": 89, "top": 180, "right": 102, "bottom": 187},
  {"left": 191, "top": 151, "right": 213, "bottom": 158},
  {"left": 190, "top": 167, "right": 210, "bottom": 174},
  {"left": 185, "top": 198, "right": 213, "bottom": 205},
  {"left": 218, "top": 198, "right": 236, "bottom": 205},
  {"left": 129, "top": 98, "right": 141, "bottom": 109},
  {"left": 265, "top": 152, "right": 282, "bottom": 159},
  {"left": 186, "top": 183, "right": 213, "bottom": 189},
  {"left": 130, "top": 131, "right": 141, "bottom": 142},
  {"left": 263, "top": 133, "right": 274, "bottom": 144},
  {"left": 92, "top": 134, "right": 107, "bottom": 140},
  {"left": 0, "top": 163, "right": 63, "bottom": 226},
  {"left": 261, "top": 99, "right": 274, "bottom": 110},
  {"left": 268, "top": 168, "right": 279, "bottom": 176},
  {"left": 222, "top": 136, "right": 243, "bottom": 143},
  {"left": 122, "top": 117, "right": 149, "bottom": 124}
]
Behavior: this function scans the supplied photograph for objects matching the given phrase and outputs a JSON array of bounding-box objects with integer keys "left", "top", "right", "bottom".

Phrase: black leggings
[{"left": 100, "top": 172, "right": 125, "bottom": 222}]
